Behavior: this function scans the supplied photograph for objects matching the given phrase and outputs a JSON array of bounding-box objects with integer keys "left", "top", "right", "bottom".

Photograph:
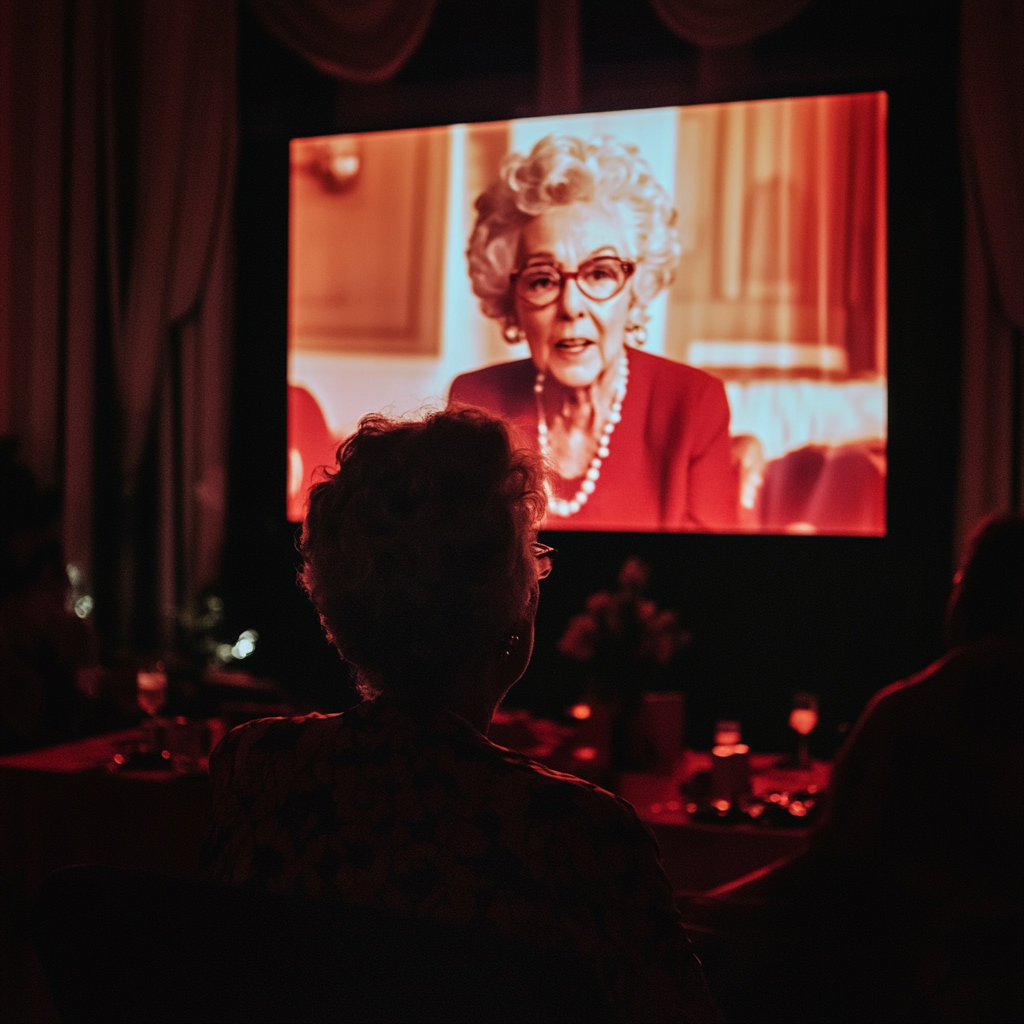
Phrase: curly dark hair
[{"left": 299, "top": 407, "right": 546, "bottom": 701}]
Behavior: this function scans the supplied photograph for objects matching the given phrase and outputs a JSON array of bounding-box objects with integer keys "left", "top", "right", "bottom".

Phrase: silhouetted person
[
  {"left": 0, "top": 438, "right": 97, "bottom": 752},
  {"left": 699, "top": 515, "right": 1023, "bottom": 1023},
  {"left": 203, "top": 408, "right": 716, "bottom": 1023}
]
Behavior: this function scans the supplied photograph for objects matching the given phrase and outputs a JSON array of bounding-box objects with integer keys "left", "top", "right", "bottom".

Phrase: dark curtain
[
  {"left": 958, "top": 0, "right": 1024, "bottom": 546},
  {"left": 0, "top": 0, "right": 236, "bottom": 650}
]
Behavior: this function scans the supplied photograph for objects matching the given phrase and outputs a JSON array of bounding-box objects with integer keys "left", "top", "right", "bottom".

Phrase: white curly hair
[{"left": 466, "top": 134, "right": 681, "bottom": 330}]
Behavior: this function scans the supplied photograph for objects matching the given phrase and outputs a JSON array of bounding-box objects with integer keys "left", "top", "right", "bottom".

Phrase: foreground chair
[{"left": 33, "top": 864, "right": 611, "bottom": 1024}]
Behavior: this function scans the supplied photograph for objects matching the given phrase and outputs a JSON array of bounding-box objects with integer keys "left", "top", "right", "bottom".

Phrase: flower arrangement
[
  {"left": 557, "top": 556, "right": 691, "bottom": 694},
  {"left": 557, "top": 557, "right": 692, "bottom": 773}
]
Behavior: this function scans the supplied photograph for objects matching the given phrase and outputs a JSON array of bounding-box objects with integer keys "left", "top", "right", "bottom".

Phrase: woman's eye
[
  {"left": 584, "top": 262, "right": 617, "bottom": 281},
  {"left": 526, "top": 271, "right": 557, "bottom": 289}
]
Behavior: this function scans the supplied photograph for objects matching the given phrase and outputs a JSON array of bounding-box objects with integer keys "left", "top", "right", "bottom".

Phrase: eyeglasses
[
  {"left": 532, "top": 542, "right": 556, "bottom": 579},
  {"left": 511, "top": 257, "right": 635, "bottom": 308}
]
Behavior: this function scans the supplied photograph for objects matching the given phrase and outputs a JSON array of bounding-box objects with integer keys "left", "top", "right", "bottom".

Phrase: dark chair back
[{"left": 33, "top": 864, "right": 611, "bottom": 1024}]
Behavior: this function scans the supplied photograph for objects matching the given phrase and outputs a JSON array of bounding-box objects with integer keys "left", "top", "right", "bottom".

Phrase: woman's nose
[{"left": 558, "top": 276, "right": 587, "bottom": 318}]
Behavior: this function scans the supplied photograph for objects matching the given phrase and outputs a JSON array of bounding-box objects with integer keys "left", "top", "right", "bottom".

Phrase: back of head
[
  {"left": 945, "top": 515, "right": 1024, "bottom": 649},
  {"left": 299, "top": 407, "right": 545, "bottom": 702}
]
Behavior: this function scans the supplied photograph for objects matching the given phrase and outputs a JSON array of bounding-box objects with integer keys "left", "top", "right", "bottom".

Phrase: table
[
  {"left": 620, "top": 750, "right": 832, "bottom": 894},
  {"left": 0, "top": 730, "right": 213, "bottom": 1023}
]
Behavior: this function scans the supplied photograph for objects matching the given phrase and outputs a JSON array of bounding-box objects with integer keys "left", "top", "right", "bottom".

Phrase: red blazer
[{"left": 449, "top": 348, "right": 737, "bottom": 531}]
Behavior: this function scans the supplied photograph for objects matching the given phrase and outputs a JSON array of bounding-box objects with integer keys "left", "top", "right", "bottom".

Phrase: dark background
[{"left": 225, "top": 0, "right": 962, "bottom": 755}]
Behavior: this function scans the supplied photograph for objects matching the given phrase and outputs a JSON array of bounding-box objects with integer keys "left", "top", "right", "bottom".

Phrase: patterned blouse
[{"left": 202, "top": 698, "right": 715, "bottom": 1023}]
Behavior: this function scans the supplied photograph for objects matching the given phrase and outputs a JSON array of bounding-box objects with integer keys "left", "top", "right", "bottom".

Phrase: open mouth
[{"left": 553, "top": 338, "right": 595, "bottom": 354}]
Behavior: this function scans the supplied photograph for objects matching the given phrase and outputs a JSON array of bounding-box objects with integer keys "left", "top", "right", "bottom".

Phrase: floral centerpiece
[{"left": 558, "top": 557, "right": 691, "bottom": 769}]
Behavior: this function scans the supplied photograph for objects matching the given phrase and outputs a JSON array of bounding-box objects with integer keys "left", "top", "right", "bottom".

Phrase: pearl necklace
[{"left": 535, "top": 351, "right": 629, "bottom": 518}]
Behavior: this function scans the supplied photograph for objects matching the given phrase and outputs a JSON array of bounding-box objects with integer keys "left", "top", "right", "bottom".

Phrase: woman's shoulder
[
  {"left": 484, "top": 738, "right": 655, "bottom": 836},
  {"left": 628, "top": 348, "right": 726, "bottom": 401},
  {"left": 209, "top": 711, "right": 344, "bottom": 785}
]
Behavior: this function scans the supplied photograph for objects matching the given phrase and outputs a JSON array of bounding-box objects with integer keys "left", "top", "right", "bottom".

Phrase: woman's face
[{"left": 514, "top": 202, "right": 635, "bottom": 389}]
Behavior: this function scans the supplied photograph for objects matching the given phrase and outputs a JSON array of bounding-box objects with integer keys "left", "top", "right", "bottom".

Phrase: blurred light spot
[
  {"left": 712, "top": 798, "right": 731, "bottom": 814},
  {"left": 685, "top": 802, "right": 698, "bottom": 814},
  {"left": 231, "top": 629, "right": 258, "bottom": 660},
  {"left": 67, "top": 564, "right": 82, "bottom": 585},
  {"left": 288, "top": 448, "right": 304, "bottom": 500},
  {"left": 713, "top": 743, "right": 748, "bottom": 757},
  {"left": 74, "top": 595, "right": 94, "bottom": 619},
  {"left": 573, "top": 746, "right": 598, "bottom": 761},
  {"left": 216, "top": 643, "right": 233, "bottom": 664},
  {"left": 790, "top": 708, "right": 819, "bottom": 735},
  {"left": 787, "top": 522, "right": 817, "bottom": 535},
  {"left": 570, "top": 703, "right": 592, "bottom": 720},
  {"left": 788, "top": 801, "right": 808, "bottom": 817}
]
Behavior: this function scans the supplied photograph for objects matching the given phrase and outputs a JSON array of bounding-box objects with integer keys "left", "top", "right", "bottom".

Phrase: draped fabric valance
[
  {"left": 249, "top": 0, "right": 817, "bottom": 84},
  {"left": 249, "top": 0, "right": 437, "bottom": 83},
  {"left": 648, "top": 0, "right": 815, "bottom": 49}
]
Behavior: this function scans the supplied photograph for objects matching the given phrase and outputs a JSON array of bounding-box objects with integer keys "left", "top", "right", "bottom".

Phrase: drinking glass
[
  {"left": 714, "top": 720, "right": 742, "bottom": 747},
  {"left": 789, "top": 692, "right": 819, "bottom": 770},
  {"left": 137, "top": 662, "right": 168, "bottom": 749}
]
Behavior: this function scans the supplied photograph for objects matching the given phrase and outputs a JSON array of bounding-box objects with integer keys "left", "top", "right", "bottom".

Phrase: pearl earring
[
  {"left": 503, "top": 321, "right": 525, "bottom": 344},
  {"left": 625, "top": 320, "right": 647, "bottom": 347},
  {"left": 625, "top": 300, "right": 649, "bottom": 347}
]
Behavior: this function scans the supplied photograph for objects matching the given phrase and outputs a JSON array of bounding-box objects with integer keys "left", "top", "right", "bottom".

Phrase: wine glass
[
  {"left": 789, "top": 692, "right": 819, "bottom": 770},
  {"left": 137, "top": 662, "right": 168, "bottom": 749}
]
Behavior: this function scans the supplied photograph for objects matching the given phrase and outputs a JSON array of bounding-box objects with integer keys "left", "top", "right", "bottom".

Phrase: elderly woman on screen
[
  {"left": 202, "top": 407, "right": 714, "bottom": 1023},
  {"left": 450, "top": 135, "right": 736, "bottom": 531}
]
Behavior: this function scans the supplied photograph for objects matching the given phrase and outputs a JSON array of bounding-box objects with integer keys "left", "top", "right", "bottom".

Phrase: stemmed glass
[
  {"left": 137, "top": 661, "right": 168, "bottom": 750},
  {"left": 789, "top": 692, "right": 819, "bottom": 771}
]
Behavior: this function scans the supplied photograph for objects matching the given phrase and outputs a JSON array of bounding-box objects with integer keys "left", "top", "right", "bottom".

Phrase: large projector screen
[{"left": 288, "top": 93, "right": 887, "bottom": 534}]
